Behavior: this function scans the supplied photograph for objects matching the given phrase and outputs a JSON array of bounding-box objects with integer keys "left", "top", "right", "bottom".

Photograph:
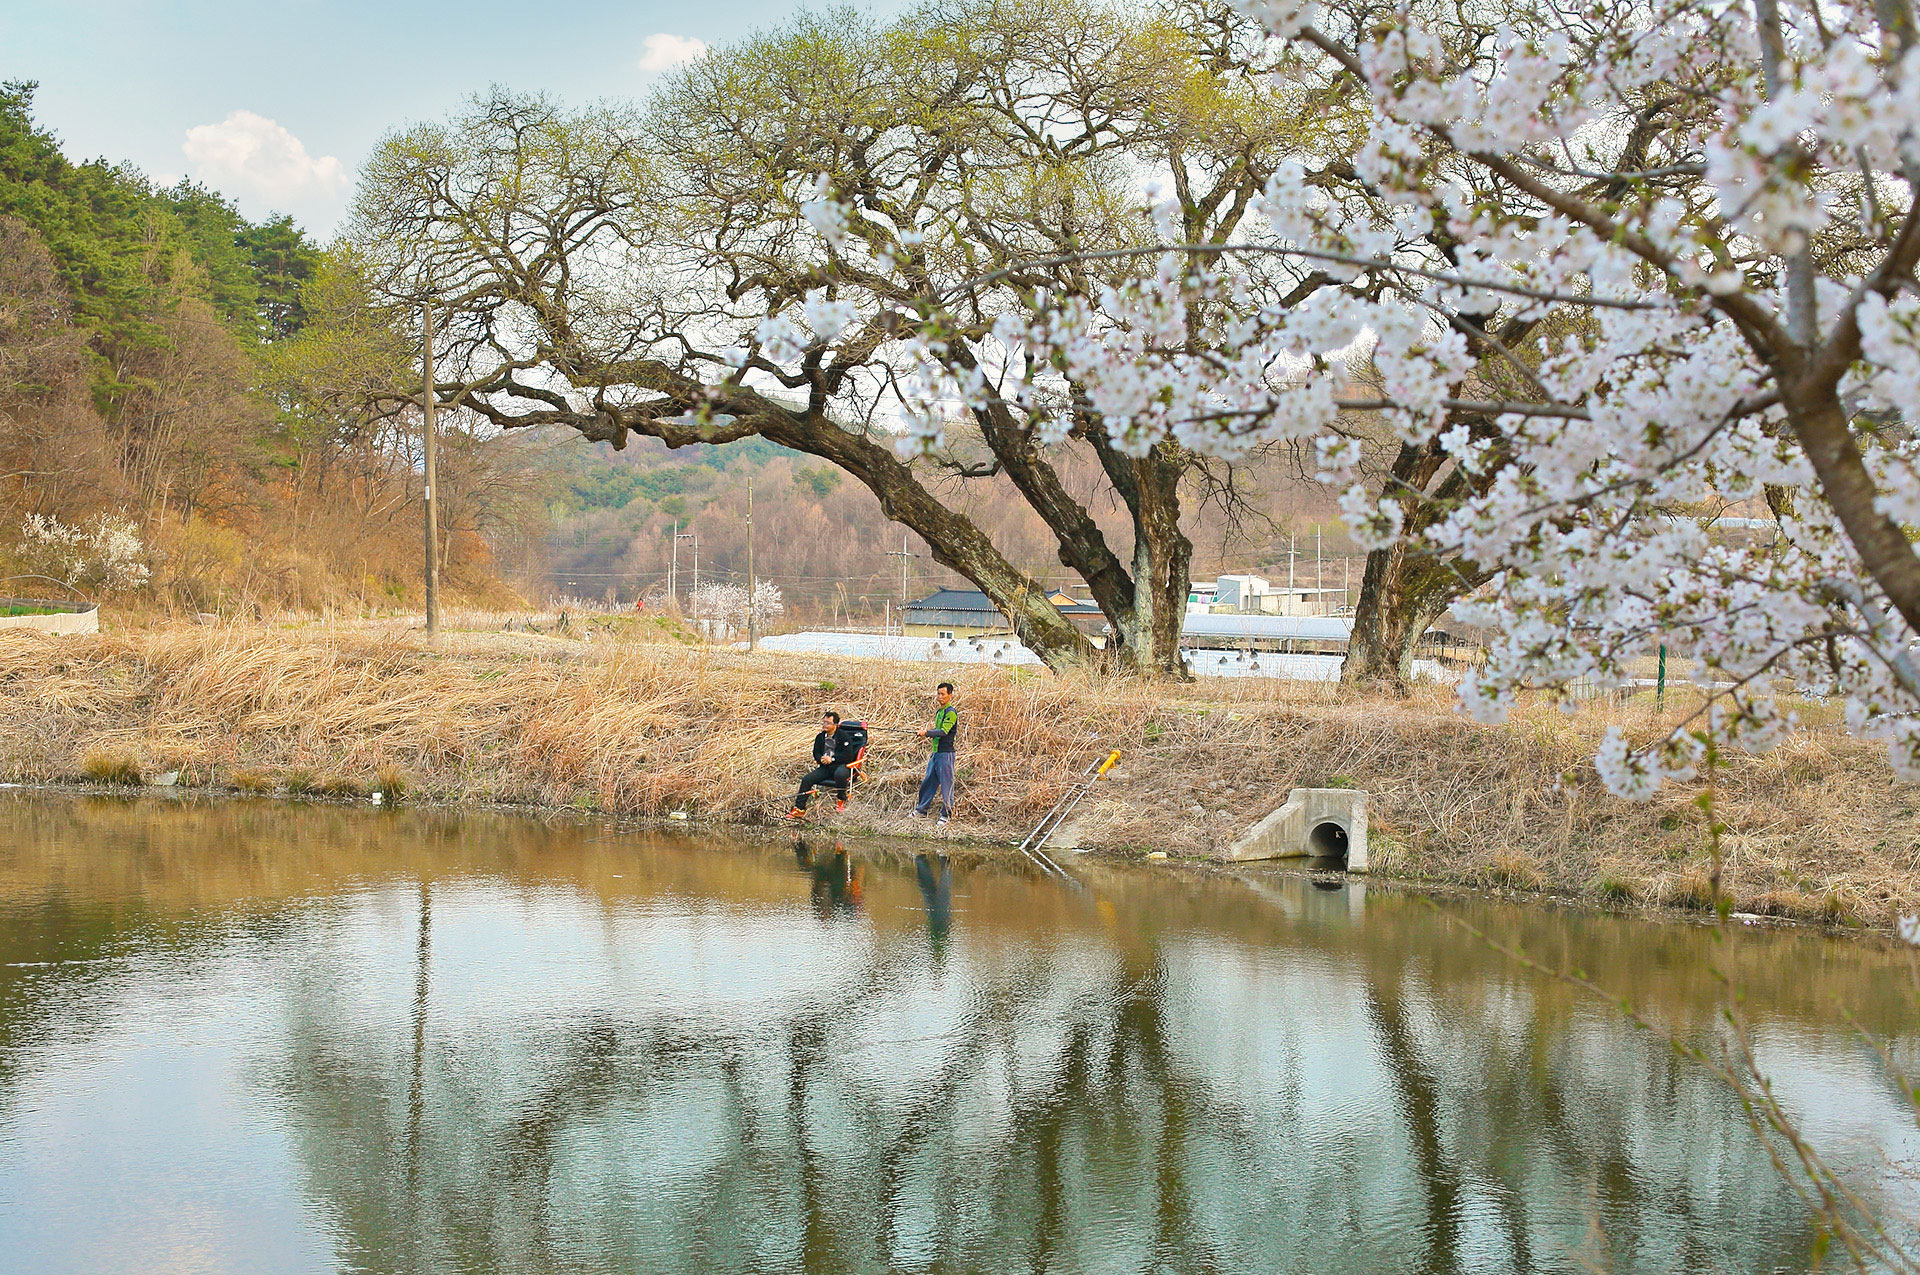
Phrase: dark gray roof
[
  {"left": 905, "top": 588, "right": 1002, "bottom": 616},
  {"left": 906, "top": 587, "right": 1104, "bottom": 621}
]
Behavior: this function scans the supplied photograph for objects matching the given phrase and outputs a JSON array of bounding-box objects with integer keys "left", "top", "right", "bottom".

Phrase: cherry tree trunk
[{"left": 1340, "top": 543, "right": 1460, "bottom": 694}]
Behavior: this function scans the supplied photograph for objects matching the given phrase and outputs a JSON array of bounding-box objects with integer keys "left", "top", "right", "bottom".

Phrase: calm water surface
[{"left": 0, "top": 794, "right": 1915, "bottom": 1274}]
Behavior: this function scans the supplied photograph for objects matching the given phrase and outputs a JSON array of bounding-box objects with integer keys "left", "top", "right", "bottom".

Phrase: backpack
[{"left": 835, "top": 721, "right": 870, "bottom": 774}]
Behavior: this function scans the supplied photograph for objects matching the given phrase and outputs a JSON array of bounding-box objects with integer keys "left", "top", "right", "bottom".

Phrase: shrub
[
  {"left": 283, "top": 769, "right": 318, "bottom": 796},
  {"left": 1590, "top": 873, "right": 1637, "bottom": 904},
  {"left": 229, "top": 769, "right": 271, "bottom": 793},
  {"left": 1666, "top": 871, "right": 1718, "bottom": 911},
  {"left": 19, "top": 512, "right": 149, "bottom": 594},
  {"left": 79, "top": 749, "right": 142, "bottom": 786},
  {"left": 321, "top": 774, "right": 368, "bottom": 799},
  {"left": 373, "top": 764, "right": 409, "bottom": 801},
  {"left": 1485, "top": 851, "right": 1545, "bottom": 891}
]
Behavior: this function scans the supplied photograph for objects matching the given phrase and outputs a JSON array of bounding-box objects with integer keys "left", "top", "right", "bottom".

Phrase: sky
[{"left": 2, "top": 0, "right": 896, "bottom": 239}]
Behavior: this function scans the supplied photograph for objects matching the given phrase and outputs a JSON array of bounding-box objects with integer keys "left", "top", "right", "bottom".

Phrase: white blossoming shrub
[
  {"left": 17, "top": 513, "right": 150, "bottom": 594},
  {"left": 691, "top": 581, "right": 784, "bottom": 635}
]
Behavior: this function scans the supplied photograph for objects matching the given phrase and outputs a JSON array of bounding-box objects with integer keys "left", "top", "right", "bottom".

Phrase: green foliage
[
  {"left": 0, "top": 80, "right": 323, "bottom": 398},
  {"left": 795, "top": 464, "right": 843, "bottom": 499},
  {"left": 1590, "top": 873, "right": 1637, "bottom": 904},
  {"left": 239, "top": 214, "right": 322, "bottom": 339},
  {"left": 558, "top": 463, "right": 692, "bottom": 513}
]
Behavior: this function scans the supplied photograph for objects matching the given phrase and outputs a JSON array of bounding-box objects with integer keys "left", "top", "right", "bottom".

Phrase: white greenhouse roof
[
  {"left": 1180, "top": 613, "right": 1355, "bottom": 641},
  {"left": 749, "top": 632, "right": 1452, "bottom": 683}
]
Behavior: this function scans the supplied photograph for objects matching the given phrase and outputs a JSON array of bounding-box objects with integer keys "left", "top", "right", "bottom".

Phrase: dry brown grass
[
  {"left": 373, "top": 763, "right": 409, "bottom": 801},
  {"left": 79, "top": 748, "right": 142, "bottom": 786},
  {"left": 2, "top": 625, "right": 1916, "bottom": 926}
]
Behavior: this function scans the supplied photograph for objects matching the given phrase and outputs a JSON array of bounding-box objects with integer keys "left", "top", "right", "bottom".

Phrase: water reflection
[
  {"left": 794, "top": 838, "right": 865, "bottom": 920},
  {"left": 0, "top": 794, "right": 1914, "bottom": 1274},
  {"left": 914, "top": 853, "right": 953, "bottom": 959}
]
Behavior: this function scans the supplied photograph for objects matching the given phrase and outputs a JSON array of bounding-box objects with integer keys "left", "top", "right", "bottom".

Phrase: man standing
[{"left": 914, "top": 681, "right": 959, "bottom": 825}]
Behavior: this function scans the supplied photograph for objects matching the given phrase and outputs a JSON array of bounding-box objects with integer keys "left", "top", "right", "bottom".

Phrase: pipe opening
[{"left": 1308, "top": 821, "right": 1349, "bottom": 867}]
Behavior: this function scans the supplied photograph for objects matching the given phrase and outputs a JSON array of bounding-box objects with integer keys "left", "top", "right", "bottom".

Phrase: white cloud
[
  {"left": 638, "top": 33, "right": 707, "bottom": 71},
  {"left": 181, "top": 111, "right": 348, "bottom": 219}
]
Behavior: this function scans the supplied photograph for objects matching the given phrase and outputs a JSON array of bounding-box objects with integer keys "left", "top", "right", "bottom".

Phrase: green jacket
[{"left": 926, "top": 705, "right": 958, "bottom": 754}]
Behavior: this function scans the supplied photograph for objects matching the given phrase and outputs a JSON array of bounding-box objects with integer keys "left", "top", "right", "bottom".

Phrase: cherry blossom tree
[{"left": 883, "top": 0, "right": 1920, "bottom": 791}]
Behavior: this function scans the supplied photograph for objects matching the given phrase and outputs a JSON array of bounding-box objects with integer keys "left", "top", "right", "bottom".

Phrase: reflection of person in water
[
  {"left": 792, "top": 838, "right": 863, "bottom": 918},
  {"left": 914, "top": 852, "right": 953, "bottom": 956}
]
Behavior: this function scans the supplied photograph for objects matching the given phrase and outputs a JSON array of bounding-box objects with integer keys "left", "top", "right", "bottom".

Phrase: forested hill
[
  {"left": 0, "top": 81, "right": 318, "bottom": 355},
  {"left": 0, "top": 82, "right": 538, "bottom": 614},
  {"left": 534, "top": 430, "right": 1362, "bottom": 624},
  {"left": 1, "top": 79, "right": 1355, "bottom": 622}
]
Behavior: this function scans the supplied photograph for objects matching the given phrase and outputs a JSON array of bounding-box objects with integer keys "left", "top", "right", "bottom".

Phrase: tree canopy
[{"left": 346, "top": 0, "right": 1343, "bottom": 671}]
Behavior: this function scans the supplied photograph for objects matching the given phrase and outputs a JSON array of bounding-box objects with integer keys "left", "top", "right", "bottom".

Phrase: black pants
[{"left": 794, "top": 764, "right": 851, "bottom": 810}]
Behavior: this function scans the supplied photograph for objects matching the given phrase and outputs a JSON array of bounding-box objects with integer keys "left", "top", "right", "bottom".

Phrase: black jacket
[{"left": 813, "top": 721, "right": 868, "bottom": 767}]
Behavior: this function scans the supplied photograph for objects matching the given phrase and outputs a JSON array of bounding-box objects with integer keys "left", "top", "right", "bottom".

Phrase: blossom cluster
[
  {"left": 749, "top": 0, "right": 1920, "bottom": 805},
  {"left": 17, "top": 512, "right": 150, "bottom": 594}
]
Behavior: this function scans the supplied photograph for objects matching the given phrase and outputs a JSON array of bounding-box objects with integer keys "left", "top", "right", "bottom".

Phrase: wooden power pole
[
  {"left": 887, "top": 533, "right": 918, "bottom": 632},
  {"left": 421, "top": 302, "right": 441, "bottom": 639},
  {"left": 746, "top": 480, "right": 757, "bottom": 652}
]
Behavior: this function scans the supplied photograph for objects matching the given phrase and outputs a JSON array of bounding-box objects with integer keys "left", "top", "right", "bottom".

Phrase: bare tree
[{"left": 347, "top": 0, "right": 1335, "bottom": 673}]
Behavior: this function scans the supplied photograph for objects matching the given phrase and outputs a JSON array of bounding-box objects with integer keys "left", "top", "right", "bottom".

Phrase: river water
[{"left": 0, "top": 794, "right": 1914, "bottom": 1274}]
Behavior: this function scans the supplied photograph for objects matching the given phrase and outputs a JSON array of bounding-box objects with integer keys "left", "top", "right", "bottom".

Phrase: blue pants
[{"left": 916, "top": 751, "right": 954, "bottom": 817}]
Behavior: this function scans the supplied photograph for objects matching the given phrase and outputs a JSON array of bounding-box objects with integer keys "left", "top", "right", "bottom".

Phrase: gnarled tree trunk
[
  {"left": 1340, "top": 427, "right": 1496, "bottom": 694},
  {"left": 1341, "top": 543, "right": 1466, "bottom": 693}
]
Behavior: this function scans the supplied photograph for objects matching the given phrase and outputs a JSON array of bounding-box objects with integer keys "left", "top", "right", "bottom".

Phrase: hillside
[
  {"left": 530, "top": 430, "right": 1369, "bottom": 623},
  {"left": 0, "top": 82, "right": 539, "bottom": 616}
]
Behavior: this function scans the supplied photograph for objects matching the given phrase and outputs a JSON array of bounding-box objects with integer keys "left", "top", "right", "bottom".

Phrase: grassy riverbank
[{"left": 1, "top": 625, "right": 1914, "bottom": 928}]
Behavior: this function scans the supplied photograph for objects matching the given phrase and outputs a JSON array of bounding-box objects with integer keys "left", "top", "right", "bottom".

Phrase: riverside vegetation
[{"left": 1, "top": 624, "right": 1914, "bottom": 930}]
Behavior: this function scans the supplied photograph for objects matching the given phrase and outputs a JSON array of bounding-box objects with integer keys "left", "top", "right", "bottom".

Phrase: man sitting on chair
[{"left": 787, "top": 711, "right": 866, "bottom": 819}]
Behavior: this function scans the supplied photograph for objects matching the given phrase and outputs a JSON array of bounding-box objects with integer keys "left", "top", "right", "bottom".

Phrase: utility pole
[
  {"left": 421, "top": 302, "right": 440, "bottom": 640},
  {"left": 1287, "top": 530, "right": 1296, "bottom": 595},
  {"left": 673, "top": 526, "right": 696, "bottom": 614},
  {"left": 668, "top": 520, "right": 678, "bottom": 602},
  {"left": 887, "top": 532, "right": 919, "bottom": 633},
  {"left": 1343, "top": 555, "right": 1351, "bottom": 614},
  {"left": 1315, "top": 525, "right": 1323, "bottom": 615},
  {"left": 746, "top": 480, "right": 758, "bottom": 652}
]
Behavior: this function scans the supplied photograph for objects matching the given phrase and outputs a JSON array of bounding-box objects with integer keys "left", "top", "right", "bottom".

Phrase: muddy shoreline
[{"left": 3, "top": 625, "right": 1915, "bottom": 934}]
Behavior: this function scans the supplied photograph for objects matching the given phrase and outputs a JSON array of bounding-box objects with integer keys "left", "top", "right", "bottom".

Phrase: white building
[{"left": 1211, "top": 575, "right": 1346, "bottom": 617}]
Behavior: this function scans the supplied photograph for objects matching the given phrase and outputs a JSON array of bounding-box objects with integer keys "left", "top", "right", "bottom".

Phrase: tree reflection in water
[{"left": 0, "top": 794, "right": 1915, "bottom": 1273}]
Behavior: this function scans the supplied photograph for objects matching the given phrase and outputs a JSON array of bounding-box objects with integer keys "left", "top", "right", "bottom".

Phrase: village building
[{"left": 902, "top": 587, "right": 1106, "bottom": 640}]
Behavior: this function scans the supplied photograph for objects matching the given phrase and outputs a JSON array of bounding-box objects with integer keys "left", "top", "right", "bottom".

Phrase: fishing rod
[
  {"left": 781, "top": 721, "right": 924, "bottom": 735},
  {"left": 1016, "top": 749, "right": 1122, "bottom": 879}
]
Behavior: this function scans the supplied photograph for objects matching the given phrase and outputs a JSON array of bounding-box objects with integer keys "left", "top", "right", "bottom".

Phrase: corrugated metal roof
[
  {"left": 904, "top": 588, "right": 1002, "bottom": 617},
  {"left": 908, "top": 587, "right": 1103, "bottom": 619}
]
